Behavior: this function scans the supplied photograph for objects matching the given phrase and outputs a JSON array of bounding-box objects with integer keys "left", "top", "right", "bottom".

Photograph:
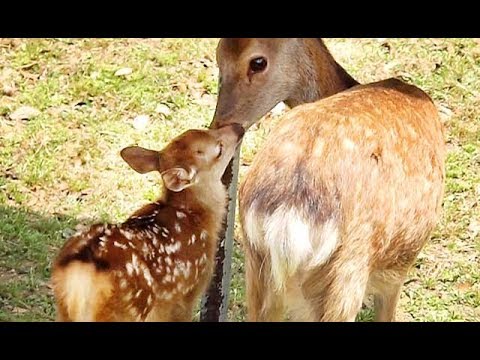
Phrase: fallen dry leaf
[
  {"left": 172, "top": 83, "right": 187, "bottom": 93},
  {"left": 155, "top": 103, "right": 172, "bottom": 116},
  {"left": 75, "top": 223, "right": 89, "bottom": 232},
  {"left": 12, "top": 307, "right": 28, "bottom": 314},
  {"left": 114, "top": 67, "right": 133, "bottom": 77},
  {"left": 90, "top": 71, "right": 100, "bottom": 80},
  {"left": 62, "top": 228, "right": 76, "bottom": 239},
  {"left": 438, "top": 104, "right": 454, "bottom": 123},
  {"left": 133, "top": 114, "right": 150, "bottom": 130},
  {"left": 9, "top": 106, "right": 41, "bottom": 121},
  {"left": 455, "top": 282, "right": 473, "bottom": 293},
  {"left": 19, "top": 70, "right": 38, "bottom": 81},
  {"left": 17, "top": 62, "right": 38, "bottom": 70},
  {"left": 0, "top": 38, "right": 20, "bottom": 48},
  {"left": 2, "top": 84, "right": 16, "bottom": 96},
  {"left": 193, "top": 94, "right": 216, "bottom": 107},
  {"left": 467, "top": 219, "right": 480, "bottom": 239}
]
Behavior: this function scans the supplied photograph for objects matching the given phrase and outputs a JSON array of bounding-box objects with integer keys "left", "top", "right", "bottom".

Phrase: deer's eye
[{"left": 249, "top": 57, "right": 267, "bottom": 74}]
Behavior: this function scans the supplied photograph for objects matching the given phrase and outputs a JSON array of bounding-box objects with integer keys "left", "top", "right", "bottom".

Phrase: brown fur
[
  {"left": 214, "top": 38, "right": 358, "bottom": 130},
  {"left": 51, "top": 124, "right": 244, "bottom": 321},
  {"left": 212, "top": 39, "right": 446, "bottom": 322}
]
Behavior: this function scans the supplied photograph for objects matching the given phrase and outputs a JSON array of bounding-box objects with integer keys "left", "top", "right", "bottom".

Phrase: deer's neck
[{"left": 285, "top": 39, "right": 359, "bottom": 108}]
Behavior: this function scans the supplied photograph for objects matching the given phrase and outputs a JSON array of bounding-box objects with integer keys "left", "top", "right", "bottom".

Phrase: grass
[{"left": 0, "top": 38, "right": 479, "bottom": 322}]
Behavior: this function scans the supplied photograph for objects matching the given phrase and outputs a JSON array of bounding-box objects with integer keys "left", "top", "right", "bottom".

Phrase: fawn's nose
[{"left": 215, "top": 123, "right": 245, "bottom": 146}]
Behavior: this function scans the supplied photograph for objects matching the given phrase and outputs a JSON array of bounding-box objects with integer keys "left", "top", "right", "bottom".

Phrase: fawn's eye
[
  {"left": 249, "top": 57, "right": 268, "bottom": 74},
  {"left": 196, "top": 149, "right": 204, "bottom": 155},
  {"left": 216, "top": 142, "right": 223, "bottom": 158}
]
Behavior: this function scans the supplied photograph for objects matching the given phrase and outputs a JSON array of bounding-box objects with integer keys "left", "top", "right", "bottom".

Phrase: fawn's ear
[
  {"left": 120, "top": 146, "right": 160, "bottom": 174},
  {"left": 161, "top": 167, "right": 196, "bottom": 192}
]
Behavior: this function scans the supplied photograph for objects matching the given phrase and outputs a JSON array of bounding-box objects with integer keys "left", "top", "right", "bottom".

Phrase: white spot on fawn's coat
[
  {"left": 114, "top": 241, "right": 127, "bottom": 250},
  {"left": 142, "top": 242, "right": 150, "bottom": 256},
  {"left": 174, "top": 222, "right": 181, "bottom": 233},
  {"left": 141, "top": 264, "right": 154, "bottom": 287},
  {"left": 99, "top": 236, "right": 107, "bottom": 248},
  {"left": 165, "top": 242, "right": 181, "bottom": 255},
  {"left": 120, "top": 229, "right": 134, "bottom": 240},
  {"left": 131, "top": 253, "right": 140, "bottom": 274},
  {"left": 120, "top": 279, "right": 128, "bottom": 289},
  {"left": 175, "top": 260, "right": 191, "bottom": 278},
  {"left": 162, "top": 292, "right": 173, "bottom": 300},
  {"left": 126, "top": 263, "right": 134, "bottom": 276}
]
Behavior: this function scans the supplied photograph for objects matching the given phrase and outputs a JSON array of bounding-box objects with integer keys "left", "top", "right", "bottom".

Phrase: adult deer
[{"left": 210, "top": 38, "right": 445, "bottom": 321}]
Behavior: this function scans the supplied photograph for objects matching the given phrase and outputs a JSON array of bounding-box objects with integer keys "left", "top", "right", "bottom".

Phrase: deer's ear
[
  {"left": 161, "top": 167, "right": 196, "bottom": 192},
  {"left": 120, "top": 146, "right": 160, "bottom": 174}
]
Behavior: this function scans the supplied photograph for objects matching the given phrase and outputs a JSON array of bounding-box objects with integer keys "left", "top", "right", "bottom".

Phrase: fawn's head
[{"left": 120, "top": 124, "right": 244, "bottom": 192}]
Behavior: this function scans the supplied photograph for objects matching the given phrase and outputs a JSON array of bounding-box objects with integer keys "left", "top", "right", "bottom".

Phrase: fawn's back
[{"left": 52, "top": 202, "right": 218, "bottom": 321}]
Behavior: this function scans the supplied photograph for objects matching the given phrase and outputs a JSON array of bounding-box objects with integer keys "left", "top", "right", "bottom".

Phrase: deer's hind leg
[
  {"left": 244, "top": 241, "right": 285, "bottom": 322},
  {"left": 300, "top": 251, "right": 370, "bottom": 322}
]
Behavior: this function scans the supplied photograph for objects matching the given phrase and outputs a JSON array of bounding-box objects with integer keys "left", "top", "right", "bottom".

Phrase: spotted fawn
[{"left": 51, "top": 123, "right": 244, "bottom": 321}]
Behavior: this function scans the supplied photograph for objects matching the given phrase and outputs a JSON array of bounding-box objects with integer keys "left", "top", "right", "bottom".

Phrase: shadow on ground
[{"left": 0, "top": 205, "right": 94, "bottom": 321}]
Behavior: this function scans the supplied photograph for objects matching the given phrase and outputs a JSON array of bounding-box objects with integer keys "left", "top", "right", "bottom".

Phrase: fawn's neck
[
  {"left": 163, "top": 180, "right": 227, "bottom": 221},
  {"left": 285, "top": 39, "right": 359, "bottom": 108}
]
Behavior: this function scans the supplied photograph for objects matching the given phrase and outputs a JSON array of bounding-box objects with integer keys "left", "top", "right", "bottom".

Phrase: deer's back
[{"left": 240, "top": 78, "right": 446, "bottom": 268}]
